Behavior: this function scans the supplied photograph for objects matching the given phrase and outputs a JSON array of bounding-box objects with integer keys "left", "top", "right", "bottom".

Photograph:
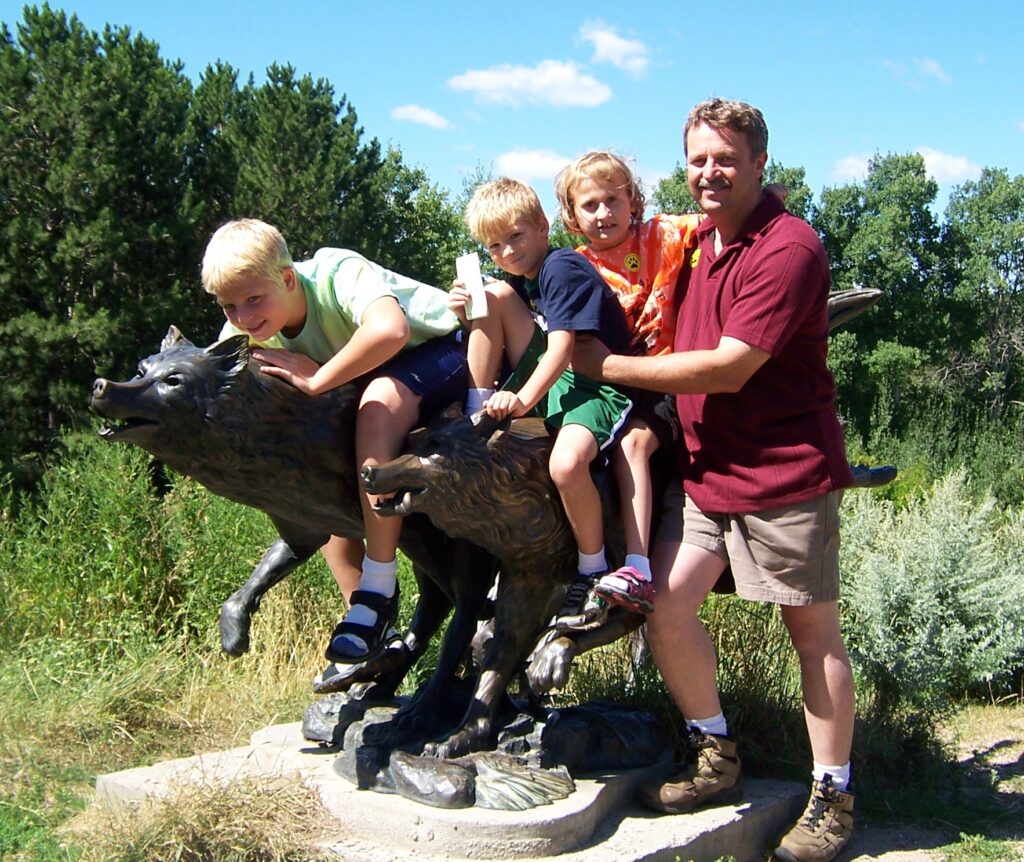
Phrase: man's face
[
  {"left": 485, "top": 218, "right": 549, "bottom": 279},
  {"left": 685, "top": 122, "right": 767, "bottom": 222}
]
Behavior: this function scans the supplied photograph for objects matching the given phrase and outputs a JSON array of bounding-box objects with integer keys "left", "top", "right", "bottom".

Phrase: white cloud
[
  {"left": 579, "top": 21, "right": 649, "bottom": 76},
  {"left": 830, "top": 155, "right": 870, "bottom": 182},
  {"left": 914, "top": 58, "right": 952, "bottom": 84},
  {"left": 448, "top": 60, "right": 612, "bottom": 108},
  {"left": 915, "top": 147, "right": 982, "bottom": 183},
  {"left": 494, "top": 148, "right": 572, "bottom": 183},
  {"left": 390, "top": 104, "right": 451, "bottom": 130},
  {"left": 883, "top": 58, "right": 952, "bottom": 88}
]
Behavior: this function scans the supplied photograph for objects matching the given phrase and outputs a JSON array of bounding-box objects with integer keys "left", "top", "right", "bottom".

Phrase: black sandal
[{"left": 324, "top": 588, "right": 399, "bottom": 664}]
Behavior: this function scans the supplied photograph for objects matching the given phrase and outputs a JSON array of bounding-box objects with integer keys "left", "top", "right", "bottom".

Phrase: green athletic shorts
[{"left": 501, "top": 323, "right": 632, "bottom": 450}]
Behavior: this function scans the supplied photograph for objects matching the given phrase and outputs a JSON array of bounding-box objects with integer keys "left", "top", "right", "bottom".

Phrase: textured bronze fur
[
  {"left": 91, "top": 327, "right": 497, "bottom": 740},
  {"left": 363, "top": 408, "right": 642, "bottom": 757}
]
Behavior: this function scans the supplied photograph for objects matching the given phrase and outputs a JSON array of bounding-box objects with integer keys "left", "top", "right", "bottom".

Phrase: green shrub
[
  {"left": 0, "top": 433, "right": 176, "bottom": 650},
  {"left": 840, "top": 470, "right": 1024, "bottom": 715}
]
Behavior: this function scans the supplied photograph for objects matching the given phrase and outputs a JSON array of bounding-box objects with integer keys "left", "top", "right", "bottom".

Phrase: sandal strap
[
  {"left": 327, "top": 588, "right": 399, "bottom": 645},
  {"left": 348, "top": 589, "right": 398, "bottom": 615}
]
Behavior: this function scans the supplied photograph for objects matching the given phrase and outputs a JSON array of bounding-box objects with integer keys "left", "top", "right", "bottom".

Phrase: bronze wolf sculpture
[
  {"left": 91, "top": 326, "right": 499, "bottom": 742},
  {"left": 363, "top": 408, "right": 646, "bottom": 757}
]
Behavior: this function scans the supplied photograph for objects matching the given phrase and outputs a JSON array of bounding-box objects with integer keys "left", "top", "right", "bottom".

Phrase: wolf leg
[{"left": 219, "top": 537, "right": 321, "bottom": 656}]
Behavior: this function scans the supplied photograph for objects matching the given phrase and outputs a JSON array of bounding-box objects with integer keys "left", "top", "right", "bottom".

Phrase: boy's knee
[{"left": 548, "top": 449, "right": 589, "bottom": 488}]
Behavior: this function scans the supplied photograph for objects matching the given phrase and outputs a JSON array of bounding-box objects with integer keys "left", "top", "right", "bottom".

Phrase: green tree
[
  {"left": 942, "top": 168, "right": 1024, "bottom": 418},
  {"left": 814, "top": 154, "right": 946, "bottom": 436},
  {"left": 764, "top": 160, "right": 814, "bottom": 222},
  {"left": 651, "top": 164, "right": 700, "bottom": 215},
  {"left": 0, "top": 6, "right": 198, "bottom": 485}
]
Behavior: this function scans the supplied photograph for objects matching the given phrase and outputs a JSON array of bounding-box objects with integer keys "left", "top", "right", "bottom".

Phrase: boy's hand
[
  {"left": 252, "top": 347, "right": 322, "bottom": 394},
  {"left": 448, "top": 280, "right": 470, "bottom": 326},
  {"left": 483, "top": 390, "right": 527, "bottom": 420}
]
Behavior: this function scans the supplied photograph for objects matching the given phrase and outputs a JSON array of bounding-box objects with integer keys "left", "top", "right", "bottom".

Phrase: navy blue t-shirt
[{"left": 511, "top": 247, "right": 632, "bottom": 356}]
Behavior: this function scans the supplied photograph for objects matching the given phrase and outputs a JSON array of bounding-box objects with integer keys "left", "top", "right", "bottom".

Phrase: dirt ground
[{"left": 845, "top": 703, "right": 1024, "bottom": 861}]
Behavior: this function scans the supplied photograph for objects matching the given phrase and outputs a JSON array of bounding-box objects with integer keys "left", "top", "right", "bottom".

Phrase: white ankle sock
[
  {"left": 337, "top": 556, "right": 397, "bottom": 650},
  {"left": 578, "top": 548, "right": 608, "bottom": 577},
  {"left": 686, "top": 712, "right": 729, "bottom": 738},
  {"left": 813, "top": 761, "right": 851, "bottom": 791}
]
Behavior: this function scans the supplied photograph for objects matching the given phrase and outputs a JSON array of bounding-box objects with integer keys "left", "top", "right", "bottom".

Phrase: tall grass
[{"left": 3, "top": 430, "right": 1024, "bottom": 857}]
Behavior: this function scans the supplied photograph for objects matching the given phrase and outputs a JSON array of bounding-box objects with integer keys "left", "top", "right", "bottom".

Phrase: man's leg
[
  {"left": 774, "top": 601, "right": 855, "bottom": 862},
  {"left": 639, "top": 505, "right": 742, "bottom": 814},
  {"left": 780, "top": 601, "right": 855, "bottom": 769},
  {"left": 647, "top": 541, "right": 727, "bottom": 720}
]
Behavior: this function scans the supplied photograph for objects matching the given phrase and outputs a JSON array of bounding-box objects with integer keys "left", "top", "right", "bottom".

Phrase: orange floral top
[{"left": 577, "top": 214, "right": 702, "bottom": 356}]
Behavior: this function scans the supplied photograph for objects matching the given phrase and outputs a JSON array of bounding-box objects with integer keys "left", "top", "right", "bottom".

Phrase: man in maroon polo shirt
[{"left": 572, "top": 98, "right": 855, "bottom": 862}]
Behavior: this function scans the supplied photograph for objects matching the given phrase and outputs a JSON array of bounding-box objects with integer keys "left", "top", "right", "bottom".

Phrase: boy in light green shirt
[{"left": 203, "top": 219, "right": 467, "bottom": 665}]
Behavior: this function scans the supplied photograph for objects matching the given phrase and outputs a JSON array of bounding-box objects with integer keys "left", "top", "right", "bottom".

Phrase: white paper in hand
[{"left": 456, "top": 252, "right": 488, "bottom": 320}]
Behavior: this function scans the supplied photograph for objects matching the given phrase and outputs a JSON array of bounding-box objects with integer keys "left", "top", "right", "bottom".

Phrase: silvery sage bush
[{"left": 840, "top": 469, "right": 1024, "bottom": 715}]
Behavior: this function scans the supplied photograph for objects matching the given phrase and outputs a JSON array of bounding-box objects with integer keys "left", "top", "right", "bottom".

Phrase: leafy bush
[
  {"left": 840, "top": 470, "right": 1024, "bottom": 715},
  {"left": 0, "top": 433, "right": 176, "bottom": 650}
]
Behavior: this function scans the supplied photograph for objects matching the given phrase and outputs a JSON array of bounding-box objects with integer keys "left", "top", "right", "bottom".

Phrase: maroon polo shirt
[{"left": 675, "top": 194, "right": 854, "bottom": 512}]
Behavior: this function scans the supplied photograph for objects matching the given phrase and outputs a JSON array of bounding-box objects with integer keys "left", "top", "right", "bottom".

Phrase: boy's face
[
  {"left": 570, "top": 175, "right": 633, "bottom": 252},
  {"left": 485, "top": 218, "right": 549, "bottom": 279},
  {"left": 215, "top": 269, "right": 302, "bottom": 341}
]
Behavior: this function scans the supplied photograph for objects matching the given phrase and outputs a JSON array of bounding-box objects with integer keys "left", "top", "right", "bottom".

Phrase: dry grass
[{"left": 65, "top": 778, "right": 333, "bottom": 862}]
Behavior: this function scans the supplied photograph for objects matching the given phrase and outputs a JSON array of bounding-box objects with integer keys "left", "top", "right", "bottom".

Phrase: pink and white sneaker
[{"left": 594, "top": 565, "right": 655, "bottom": 615}]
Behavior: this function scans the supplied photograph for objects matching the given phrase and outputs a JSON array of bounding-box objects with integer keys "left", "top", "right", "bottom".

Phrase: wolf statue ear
[
  {"left": 204, "top": 334, "right": 251, "bottom": 376},
  {"left": 161, "top": 325, "right": 195, "bottom": 353}
]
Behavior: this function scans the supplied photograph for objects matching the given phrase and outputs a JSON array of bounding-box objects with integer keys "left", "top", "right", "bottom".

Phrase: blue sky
[{"left": 4, "top": 0, "right": 1023, "bottom": 218}]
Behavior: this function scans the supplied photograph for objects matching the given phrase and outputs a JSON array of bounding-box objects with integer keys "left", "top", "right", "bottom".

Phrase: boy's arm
[
  {"left": 255, "top": 296, "right": 409, "bottom": 395},
  {"left": 485, "top": 329, "right": 574, "bottom": 420}
]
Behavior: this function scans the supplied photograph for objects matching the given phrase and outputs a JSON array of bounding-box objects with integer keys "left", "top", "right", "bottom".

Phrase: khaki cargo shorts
[{"left": 657, "top": 484, "right": 843, "bottom": 606}]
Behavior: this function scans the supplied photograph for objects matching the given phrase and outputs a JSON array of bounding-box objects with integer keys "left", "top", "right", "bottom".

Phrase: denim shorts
[{"left": 367, "top": 331, "right": 468, "bottom": 424}]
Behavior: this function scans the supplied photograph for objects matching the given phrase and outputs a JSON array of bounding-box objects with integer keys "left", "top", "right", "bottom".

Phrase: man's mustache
[{"left": 697, "top": 177, "right": 731, "bottom": 190}]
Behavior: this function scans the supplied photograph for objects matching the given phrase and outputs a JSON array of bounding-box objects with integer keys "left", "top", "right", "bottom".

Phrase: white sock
[
  {"left": 337, "top": 556, "right": 397, "bottom": 651},
  {"left": 686, "top": 712, "right": 729, "bottom": 738},
  {"left": 465, "top": 387, "right": 495, "bottom": 415},
  {"left": 813, "top": 761, "right": 851, "bottom": 791},
  {"left": 578, "top": 548, "right": 608, "bottom": 577},
  {"left": 624, "top": 554, "right": 652, "bottom": 580}
]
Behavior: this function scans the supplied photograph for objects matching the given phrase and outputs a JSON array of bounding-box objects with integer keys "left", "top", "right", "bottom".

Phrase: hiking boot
[
  {"left": 594, "top": 565, "right": 655, "bottom": 614},
  {"left": 639, "top": 730, "right": 742, "bottom": 813},
  {"left": 552, "top": 573, "right": 607, "bottom": 627},
  {"left": 774, "top": 776, "right": 854, "bottom": 862}
]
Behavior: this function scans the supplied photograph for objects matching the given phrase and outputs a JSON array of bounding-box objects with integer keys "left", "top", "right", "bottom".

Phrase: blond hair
[
  {"left": 684, "top": 98, "right": 768, "bottom": 158},
  {"left": 555, "top": 151, "right": 645, "bottom": 235},
  {"left": 201, "top": 219, "right": 293, "bottom": 296},
  {"left": 464, "top": 178, "right": 547, "bottom": 245}
]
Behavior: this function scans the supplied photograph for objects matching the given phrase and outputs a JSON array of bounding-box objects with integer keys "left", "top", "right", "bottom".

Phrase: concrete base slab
[{"left": 95, "top": 721, "right": 806, "bottom": 861}]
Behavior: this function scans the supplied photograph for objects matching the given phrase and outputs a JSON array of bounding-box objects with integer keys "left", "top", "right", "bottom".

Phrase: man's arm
[
  {"left": 571, "top": 334, "right": 770, "bottom": 395},
  {"left": 255, "top": 295, "right": 409, "bottom": 395}
]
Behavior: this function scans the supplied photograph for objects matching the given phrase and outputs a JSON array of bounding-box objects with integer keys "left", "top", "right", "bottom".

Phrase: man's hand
[
  {"left": 570, "top": 335, "right": 612, "bottom": 381},
  {"left": 252, "top": 348, "right": 322, "bottom": 394},
  {"left": 483, "top": 389, "right": 527, "bottom": 420}
]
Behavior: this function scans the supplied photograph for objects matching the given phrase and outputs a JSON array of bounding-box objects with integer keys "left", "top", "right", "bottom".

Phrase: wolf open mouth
[{"left": 372, "top": 489, "right": 423, "bottom": 517}]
